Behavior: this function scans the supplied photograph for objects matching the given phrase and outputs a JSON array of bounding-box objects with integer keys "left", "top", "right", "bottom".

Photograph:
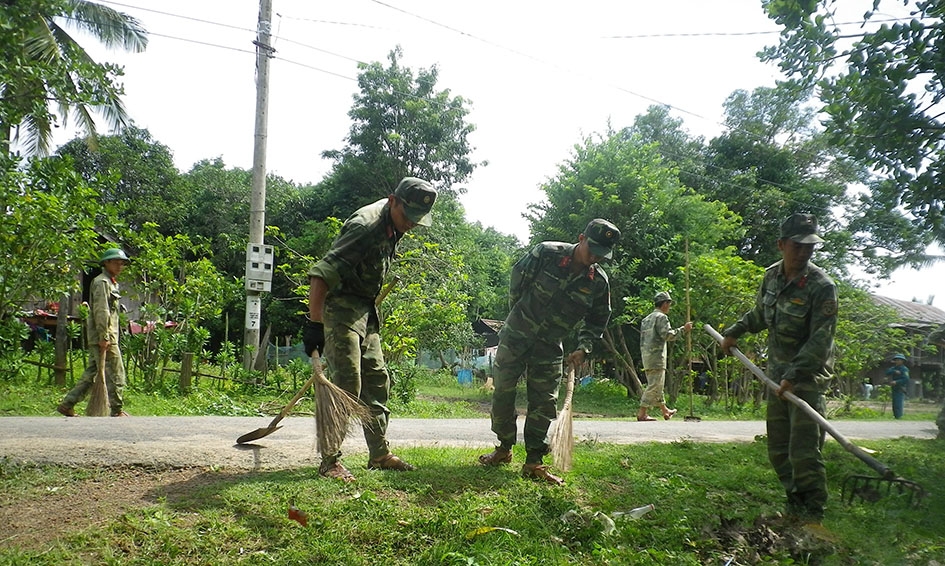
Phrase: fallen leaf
[{"left": 465, "top": 526, "right": 519, "bottom": 540}]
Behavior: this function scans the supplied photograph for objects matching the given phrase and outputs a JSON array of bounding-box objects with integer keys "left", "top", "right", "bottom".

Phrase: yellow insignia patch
[{"left": 790, "top": 298, "right": 805, "bottom": 305}]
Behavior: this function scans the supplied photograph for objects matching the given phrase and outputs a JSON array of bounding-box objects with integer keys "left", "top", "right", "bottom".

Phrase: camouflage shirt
[
  {"left": 723, "top": 260, "right": 837, "bottom": 389},
  {"left": 501, "top": 242, "right": 611, "bottom": 353},
  {"left": 87, "top": 271, "right": 121, "bottom": 344},
  {"left": 307, "top": 199, "right": 402, "bottom": 337},
  {"left": 640, "top": 309, "right": 680, "bottom": 370}
]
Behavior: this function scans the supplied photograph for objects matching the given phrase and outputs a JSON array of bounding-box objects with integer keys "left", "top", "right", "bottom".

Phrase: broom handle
[
  {"left": 704, "top": 324, "right": 895, "bottom": 479},
  {"left": 685, "top": 239, "right": 693, "bottom": 411},
  {"left": 265, "top": 369, "right": 320, "bottom": 429},
  {"left": 562, "top": 365, "right": 576, "bottom": 411}
]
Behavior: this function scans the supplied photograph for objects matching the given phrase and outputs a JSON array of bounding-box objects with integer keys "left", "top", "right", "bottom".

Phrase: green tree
[
  {"left": 761, "top": 0, "right": 945, "bottom": 253},
  {"left": 56, "top": 126, "right": 185, "bottom": 234},
  {"left": 313, "top": 46, "right": 482, "bottom": 220},
  {"left": 0, "top": 0, "right": 147, "bottom": 155},
  {"left": 526, "top": 126, "right": 741, "bottom": 324},
  {"left": 702, "top": 87, "right": 855, "bottom": 268},
  {"left": 0, "top": 154, "right": 115, "bottom": 353}
]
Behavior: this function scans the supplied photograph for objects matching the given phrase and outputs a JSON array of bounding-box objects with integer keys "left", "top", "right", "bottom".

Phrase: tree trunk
[{"left": 602, "top": 327, "right": 644, "bottom": 396}]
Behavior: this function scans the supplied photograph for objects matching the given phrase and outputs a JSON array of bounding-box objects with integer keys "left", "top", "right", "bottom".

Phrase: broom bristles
[
  {"left": 550, "top": 367, "right": 576, "bottom": 471},
  {"left": 311, "top": 357, "right": 372, "bottom": 455},
  {"left": 86, "top": 348, "right": 110, "bottom": 417}
]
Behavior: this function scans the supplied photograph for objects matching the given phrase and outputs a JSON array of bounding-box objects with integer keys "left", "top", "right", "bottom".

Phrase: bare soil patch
[{"left": 0, "top": 465, "right": 208, "bottom": 552}]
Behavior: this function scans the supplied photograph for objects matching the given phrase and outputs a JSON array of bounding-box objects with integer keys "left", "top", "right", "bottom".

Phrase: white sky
[{"left": 46, "top": 0, "right": 945, "bottom": 305}]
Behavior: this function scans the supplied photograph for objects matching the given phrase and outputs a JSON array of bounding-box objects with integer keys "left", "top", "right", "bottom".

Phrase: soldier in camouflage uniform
[
  {"left": 637, "top": 291, "right": 692, "bottom": 421},
  {"left": 305, "top": 177, "right": 437, "bottom": 482},
  {"left": 57, "top": 248, "right": 131, "bottom": 417},
  {"left": 721, "top": 213, "right": 837, "bottom": 522},
  {"left": 479, "top": 219, "right": 620, "bottom": 486}
]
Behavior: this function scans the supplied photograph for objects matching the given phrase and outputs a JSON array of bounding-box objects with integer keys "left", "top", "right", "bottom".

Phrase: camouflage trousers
[
  {"left": 62, "top": 343, "right": 125, "bottom": 414},
  {"left": 489, "top": 337, "right": 563, "bottom": 464},
  {"left": 639, "top": 368, "right": 667, "bottom": 408},
  {"left": 322, "top": 323, "right": 391, "bottom": 462},
  {"left": 767, "top": 388, "right": 827, "bottom": 520}
]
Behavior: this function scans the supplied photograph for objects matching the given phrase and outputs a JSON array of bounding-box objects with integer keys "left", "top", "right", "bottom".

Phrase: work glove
[{"left": 303, "top": 320, "right": 325, "bottom": 356}]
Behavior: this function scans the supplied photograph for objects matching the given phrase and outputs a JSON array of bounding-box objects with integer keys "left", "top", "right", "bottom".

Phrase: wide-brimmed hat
[
  {"left": 654, "top": 291, "right": 673, "bottom": 306},
  {"left": 100, "top": 248, "right": 130, "bottom": 264}
]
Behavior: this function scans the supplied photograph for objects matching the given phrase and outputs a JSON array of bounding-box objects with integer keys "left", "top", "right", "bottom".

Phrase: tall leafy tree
[
  {"left": 0, "top": 0, "right": 147, "bottom": 156},
  {"left": 0, "top": 154, "right": 116, "bottom": 327},
  {"left": 702, "top": 87, "right": 854, "bottom": 268},
  {"left": 761, "top": 0, "right": 945, "bottom": 254},
  {"left": 526, "top": 126, "right": 741, "bottom": 323},
  {"left": 57, "top": 126, "right": 185, "bottom": 234},
  {"left": 312, "top": 46, "right": 482, "bottom": 220}
]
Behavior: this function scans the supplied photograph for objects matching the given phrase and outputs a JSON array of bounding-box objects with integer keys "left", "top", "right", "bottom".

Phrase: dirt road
[{"left": 1, "top": 416, "right": 937, "bottom": 470}]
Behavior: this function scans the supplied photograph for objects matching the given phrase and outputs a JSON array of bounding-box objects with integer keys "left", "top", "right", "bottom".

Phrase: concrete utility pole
[{"left": 243, "top": 0, "right": 274, "bottom": 371}]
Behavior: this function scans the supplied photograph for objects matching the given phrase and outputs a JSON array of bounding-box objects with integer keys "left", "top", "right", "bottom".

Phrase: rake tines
[{"left": 841, "top": 474, "right": 926, "bottom": 506}]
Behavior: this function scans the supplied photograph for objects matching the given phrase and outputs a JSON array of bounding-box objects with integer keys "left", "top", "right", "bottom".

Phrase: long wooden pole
[
  {"left": 685, "top": 239, "right": 695, "bottom": 416},
  {"left": 243, "top": 0, "right": 273, "bottom": 370}
]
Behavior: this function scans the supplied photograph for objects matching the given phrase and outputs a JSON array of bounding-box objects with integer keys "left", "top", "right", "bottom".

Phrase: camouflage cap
[
  {"left": 892, "top": 353, "right": 907, "bottom": 361},
  {"left": 654, "top": 291, "right": 673, "bottom": 306},
  {"left": 780, "top": 213, "right": 824, "bottom": 244},
  {"left": 100, "top": 248, "right": 130, "bottom": 264},
  {"left": 583, "top": 218, "right": 620, "bottom": 260},
  {"left": 394, "top": 177, "right": 437, "bottom": 227}
]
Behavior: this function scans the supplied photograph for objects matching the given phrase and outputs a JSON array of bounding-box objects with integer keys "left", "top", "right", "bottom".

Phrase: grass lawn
[{"left": 1, "top": 438, "right": 942, "bottom": 565}]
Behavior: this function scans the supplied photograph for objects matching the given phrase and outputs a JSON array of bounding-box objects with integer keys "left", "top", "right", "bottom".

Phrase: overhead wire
[{"left": 77, "top": 1, "right": 887, "bottom": 214}]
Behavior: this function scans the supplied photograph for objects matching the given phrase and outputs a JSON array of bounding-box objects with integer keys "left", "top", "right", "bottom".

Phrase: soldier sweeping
[
  {"left": 305, "top": 177, "right": 437, "bottom": 482},
  {"left": 479, "top": 219, "right": 620, "bottom": 486},
  {"left": 57, "top": 248, "right": 131, "bottom": 418}
]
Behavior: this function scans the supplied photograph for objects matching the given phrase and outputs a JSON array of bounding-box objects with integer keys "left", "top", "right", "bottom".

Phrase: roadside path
[{"left": 1, "top": 416, "right": 936, "bottom": 470}]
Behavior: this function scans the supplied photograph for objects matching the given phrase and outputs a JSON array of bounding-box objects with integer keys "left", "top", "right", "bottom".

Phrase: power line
[{"left": 74, "top": 2, "right": 872, "bottom": 211}]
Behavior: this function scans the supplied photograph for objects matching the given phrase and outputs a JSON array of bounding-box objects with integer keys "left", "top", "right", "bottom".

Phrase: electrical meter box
[{"left": 245, "top": 243, "right": 274, "bottom": 292}]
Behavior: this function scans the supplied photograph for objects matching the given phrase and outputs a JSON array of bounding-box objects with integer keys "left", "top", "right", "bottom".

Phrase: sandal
[
  {"left": 663, "top": 409, "right": 677, "bottom": 421},
  {"left": 521, "top": 463, "right": 565, "bottom": 486},
  {"left": 478, "top": 447, "right": 512, "bottom": 467},
  {"left": 367, "top": 453, "right": 416, "bottom": 471},
  {"left": 320, "top": 461, "right": 356, "bottom": 482}
]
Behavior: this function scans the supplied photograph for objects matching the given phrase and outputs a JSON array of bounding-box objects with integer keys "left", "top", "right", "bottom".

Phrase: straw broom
[
  {"left": 86, "top": 344, "right": 110, "bottom": 416},
  {"left": 551, "top": 365, "right": 577, "bottom": 471},
  {"left": 312, "top": 351, "right": 371, "bottom": 454}
]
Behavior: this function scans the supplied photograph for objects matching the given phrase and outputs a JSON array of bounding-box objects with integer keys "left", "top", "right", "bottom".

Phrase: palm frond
[
  {"left": 23, "top": 17, "right": 61, "bottom": 64},
  {"left": 64, "top": 0, "right": 148, "bottom": 53}
]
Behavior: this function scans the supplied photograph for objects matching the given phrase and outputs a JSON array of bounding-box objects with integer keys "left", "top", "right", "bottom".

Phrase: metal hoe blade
[{"left": 841, "top": 474, "right": 926, "bottom": 506}]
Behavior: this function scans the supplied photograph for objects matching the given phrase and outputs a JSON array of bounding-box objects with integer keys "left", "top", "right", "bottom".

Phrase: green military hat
[
  {"left": 654, "top": 291, "right": 673, "bottom": 306},
  {"left": 394, "top": 177, "right": 437, "bottom": 227},
  {"left": 780, "top": 213, "right": 824, "bottom": 244},
  {"left": 583, "top": 218, "right": 620, "bottom": 259},
  {"left": 100, "top": 248, "right": 130, "bottom": 264},
  {"left": 892, "top": 353, "right": 907, "bottom": 361}
]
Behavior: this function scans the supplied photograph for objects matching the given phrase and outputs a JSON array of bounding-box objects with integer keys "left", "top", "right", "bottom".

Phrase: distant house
[{"left": 867, "top": 294, "right": 945, "bottom": 398}]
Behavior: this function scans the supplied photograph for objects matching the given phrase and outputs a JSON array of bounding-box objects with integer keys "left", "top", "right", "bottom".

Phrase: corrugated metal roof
[{"left": 871, "top": 294, "right": 945, "bottom": 327}]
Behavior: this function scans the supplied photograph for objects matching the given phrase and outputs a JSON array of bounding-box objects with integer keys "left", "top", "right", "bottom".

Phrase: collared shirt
[
  {"left": 724, "top": 260, "right": 837, "bottom": 389},
  {"left": 501, "top": 241, "right": 611, "bottom": 352},
  {"left": 307, "top": 198, "right": 402, "bottom": 337},
  {"left": 87, "top": 272, "right": 121, "bottom": 344},
  {"left": 640, "top": 309, "right": 680, "bottom": 370}
]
